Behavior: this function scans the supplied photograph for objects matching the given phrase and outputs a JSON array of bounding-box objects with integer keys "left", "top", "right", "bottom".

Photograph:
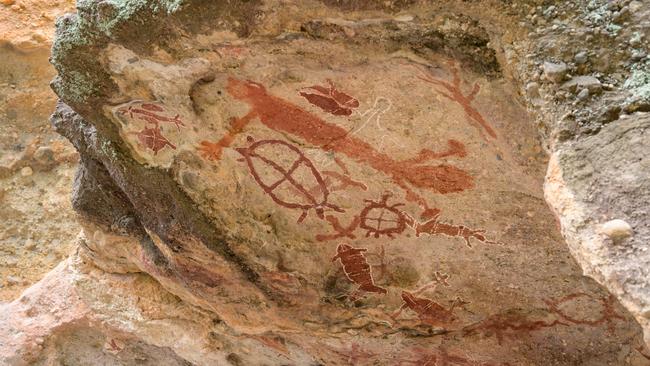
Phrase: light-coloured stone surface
[
  {"left": 0, "top": 247, "right": 318, "bottom": 366},
  {"left": 0, "top": 0, "right": 79, "bottom": 301},
  {"left": 2, "top": 0, "right": 650, "bottom": 364},
  {"left": 507, "top": 0, "right": 650, "bottom": 348},
  {"left": 33, "top": 0, "right": 650, "bottom": 364},
  {"left": 545, "top": 114, "right": 650, "bottom": 345}
]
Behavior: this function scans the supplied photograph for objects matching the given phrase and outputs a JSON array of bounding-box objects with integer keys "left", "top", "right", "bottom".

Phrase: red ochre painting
[
  {"left": 116, "top": 101, "right": 186, "bottom": 155},
  {"left": 461, "top": 292, "right": 627, "bottom": 344},
  {"left": 410, "top": 60, "right": 498, "bottom": 141},
  {"left": 299, "top": 79, "right": 360, "bottom": 116},
  {"left": 391, "top": 272, "right": 466, "bottom": 328},
  {"left": 236, "top": 137, "right": 343, "bottom": 223},
  {"left": 196, "top": 75, "right": 499, "bottom": 241},
  {"left": 129, "top": 126, "right": 176, "bottom": 155},
  {"left": 198, "top": 77, "right": 474, "bottom": 201},
  {"left": 331, "top": 243, "right": 387, "bottom": 300},
  {"left": 183, "top": 62, "right": 645, "bottom": 362}
]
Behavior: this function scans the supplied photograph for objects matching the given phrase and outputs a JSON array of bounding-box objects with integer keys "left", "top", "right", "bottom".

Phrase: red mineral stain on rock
[{"left": 250, "top": 334, "right": 290, "bottom": 358}]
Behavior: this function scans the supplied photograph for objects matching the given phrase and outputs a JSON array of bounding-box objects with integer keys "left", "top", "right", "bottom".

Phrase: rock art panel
[
  {"left": 42, "top": 2, "right": 650, "bottom": 365},
  {"left": 198, "top": 77, "right": 474, "bottom": 203}
]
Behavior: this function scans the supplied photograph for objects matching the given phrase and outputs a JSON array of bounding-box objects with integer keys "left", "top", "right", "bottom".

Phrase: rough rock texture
[
  {"left": 0, "top": 0, "right": 79, "bottom": 300},
  {"left": 546, "top": 115, "right": 650, "bottom": 345},
  {"left": 0, "top": 250, "right": 254, "bottom": 366},
  {"left": 508, "top": 0, "right": 650, "bottom": 348},
  {"left": 2, "top": 0, "right": 650, "bottom": 364}
]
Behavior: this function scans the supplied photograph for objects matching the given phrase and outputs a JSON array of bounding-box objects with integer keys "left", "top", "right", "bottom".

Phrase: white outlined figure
[{"left": 313, "top": 96, "right": 395, "bottom": 169}]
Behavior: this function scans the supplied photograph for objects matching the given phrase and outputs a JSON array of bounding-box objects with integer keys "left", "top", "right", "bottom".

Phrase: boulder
[
  {"left": 543, "top": 61, "right": 569, "bottom": 83},
  {"left": 561, "top": 76, "right": 603, "bottom": 94},
  {"left": 2, "top": 1, "right": 649, "bottom": 364},
  {"left": 546, "top": 114, "right": 650, "bottom": 349}
]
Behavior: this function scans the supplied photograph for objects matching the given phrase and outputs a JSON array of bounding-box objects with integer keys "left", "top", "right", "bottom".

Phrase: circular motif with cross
[{"left": 359, "top": 194, "right": 408, "bottom": 238}]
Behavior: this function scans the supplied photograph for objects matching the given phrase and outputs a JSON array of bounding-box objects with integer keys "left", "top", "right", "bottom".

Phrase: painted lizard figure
[{"left": 198, "top": 78, "right": 472, "bottom": 209}]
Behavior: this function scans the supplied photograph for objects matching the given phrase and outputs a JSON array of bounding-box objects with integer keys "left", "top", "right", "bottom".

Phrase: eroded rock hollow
[{"left": 2, "top": 0, "right": 649, "bottom": 365}]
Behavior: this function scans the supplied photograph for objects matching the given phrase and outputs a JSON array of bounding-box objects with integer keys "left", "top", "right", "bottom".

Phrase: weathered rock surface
[
  {"left": 543, "top": 61, "right": 568, "bottom": 84},
  {"left": 2, "top": 0, "right": 650, "bottom": 364},
  {"left": 546, "top": 114, "right": 650, "bottom": 347},
  {"left": 511, "top": 0, "right": 650, "bottom": 349},
  {"left": 0, "top": 0, "right": 79, "bottom": 301},
  {"left": 1, "top": 249, "right": 306, "bottom": 366}
]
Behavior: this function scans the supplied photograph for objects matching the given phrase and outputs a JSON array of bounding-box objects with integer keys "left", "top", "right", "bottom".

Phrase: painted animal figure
[
  {"left": 236, "top": 137, "right": 343, "bottom": 222},
  {"left": 392, "top": 272, "right": 463, "bottom": 328},
  {"left": 332, "top": 243, "right": 387, "bottom": 299},
  {"left": 117, "top": 101, "right": 185, "bottom": 129},
  {"left": 359, "top": 193, "right": 409, "bottom": 238},
  {"left": 412, "top": 61, "right": 497, "bottom": 141},
  {"left": 199, "top": 78, "right": 473, "bottom": 208},
  {"left": 414, "top": 210, "right": 499, "bottom": 247},
  {"left": 316, "top": 215, "right": 360, "bottom": 241},
  {"left": 462, "top": 312, "right": 566, "bottom": 345},
  {"left": 544, "top": 293, "right": 625, "bottom": 333},
  {"left": 397, "top": 291, "right": 463, "bottom": 327},
  {"left": 129, "top": 127, "right": 176, "bottom": 155},
  {"left": 299, "top": 79, "right": 360, "bottom": 116}
]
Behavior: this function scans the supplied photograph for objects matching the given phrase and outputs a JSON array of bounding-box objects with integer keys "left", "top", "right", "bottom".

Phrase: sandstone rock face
[
  {"left": 0, "top": 0, "right": 79, "bottom": 300},
  {"left": 511, "top": 0, "right": 650, "bottom": 350},
  {"left": 3, "top": 0, "right": 650, "bottom": 365},
  {"left": 546, "top": 114, "right": 650, "bottom": 346}
]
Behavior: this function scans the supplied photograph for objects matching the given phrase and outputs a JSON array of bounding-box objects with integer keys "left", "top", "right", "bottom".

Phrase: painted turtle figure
[
  {"left": 236, "top": 137, "right": 343, "bottom": 222},
  {"left": 359, "top": 194, "right": 409, "bottom": 238}
]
